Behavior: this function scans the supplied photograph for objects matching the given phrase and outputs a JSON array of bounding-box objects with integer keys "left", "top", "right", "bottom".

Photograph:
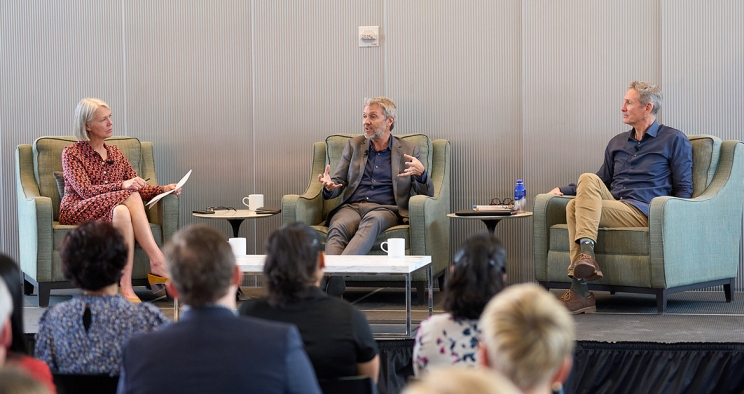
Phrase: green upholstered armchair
[
  {"left": 281, "top": 134, "right": 451, "bottom": 301},
  {"left": 15, "top": 136, "right": 180, "bottom": 306},
  {"left": 534, "top": 135, "right": 744, "bottom": 313}
]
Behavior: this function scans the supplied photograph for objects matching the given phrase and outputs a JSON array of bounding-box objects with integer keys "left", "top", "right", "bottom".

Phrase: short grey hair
[
  {"left": 0, "top": 279, "right": 12, "bottom": 334},
  {"left": 364, "top": 97, "right": 397, "bottom": 131},
  {"left": 628, "top": 81, "right": 663, "bottom": 116},
  {"left": 73, "top": 97, "right": 110, "bottom": 141}
]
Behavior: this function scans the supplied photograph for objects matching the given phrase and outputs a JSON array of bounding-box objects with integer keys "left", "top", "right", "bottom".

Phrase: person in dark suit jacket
[
  {"left": 318, "top": 97, "right": 434, "bottom": 294},
  {"left": 117, "top": 224, "right": 321, "bottom": 394}
]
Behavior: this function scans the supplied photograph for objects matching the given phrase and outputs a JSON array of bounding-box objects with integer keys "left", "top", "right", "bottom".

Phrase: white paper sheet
[{"left": 146, "top": 169, "right": 192, "bottom": 208}]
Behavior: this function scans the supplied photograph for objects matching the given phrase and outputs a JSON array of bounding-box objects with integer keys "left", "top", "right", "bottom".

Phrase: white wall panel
[
  {"left": 2, "top": 0, "right": 744, "bottom": 290},
  {"left": 1, "top": 1, "right": 126, "bottom": 258},
  {"left": 123, "top": 0, "right": 255, "bottom": 247}
]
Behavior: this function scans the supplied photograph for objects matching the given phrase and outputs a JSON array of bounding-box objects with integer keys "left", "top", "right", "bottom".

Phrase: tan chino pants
[{"left": 566, "top": 173, "right": 648, "bottom": 277}]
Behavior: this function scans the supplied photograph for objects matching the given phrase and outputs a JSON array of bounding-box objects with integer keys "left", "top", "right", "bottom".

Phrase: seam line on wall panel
[
  {"left": 120, "top": 0, "right": 128, "bottom": 136},
  {"left": 383, "top": 0, "right": 388, "bottom": 96}
]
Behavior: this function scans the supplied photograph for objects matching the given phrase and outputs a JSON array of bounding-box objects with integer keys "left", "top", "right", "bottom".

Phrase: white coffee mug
[
  {"left": 242, "top": 194, "right": 264, "bottom": 211},
  {"left": 228, "top": 237, "right": 247, "bottom": 257},
  {"left": 381, "top": 238, "right": 405, "bottom": 258}
]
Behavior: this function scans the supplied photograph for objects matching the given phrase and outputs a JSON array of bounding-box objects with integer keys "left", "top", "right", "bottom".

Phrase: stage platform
[{"left": 21, "top": 287, "right": 744, "bottom": 394}]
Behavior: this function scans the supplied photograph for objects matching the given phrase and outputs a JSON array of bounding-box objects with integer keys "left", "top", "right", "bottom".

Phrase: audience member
[
  {"left": 60, "top": 97, "right": 183, "bottom": 302},
  {"left": 240, "top": 222, "right": 380, "bottom": 382},
  {"left": 547, "top": 81, "right": 692, "bottom": 314},
  {"left": 403, "top": 367, "right": 520, "bottom": 394},
  {"left": 479, "top": 284, "right": 575, "bottom": 394},
  {"left": 1, "top": 256, "right": 56, "bottom": 393},
  {"left": 35, "top": 221, "right": 168, "bottom": 376},
  {"left": 118, "top": 224, "right": 321, "bottom": 394},
  {"left": 317, "top": 97, "right": 434, "bottom": 295},
  {"left": 413, "top": 232, "right": 507, "bottom": 376},
  {"left": 0, "top": 368, "right": 51, "bottom": 394},
  {"left": 0, "top": 279, "right": 12, "bottom": 367}
]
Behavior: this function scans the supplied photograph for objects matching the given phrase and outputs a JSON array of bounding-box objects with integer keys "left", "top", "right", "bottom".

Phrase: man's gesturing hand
[
  {"left": 318, "top": 165, "right": 343, "bottom": 192},
  {"left": 398, "top": 154, "right": 425, "bottom": 178}
]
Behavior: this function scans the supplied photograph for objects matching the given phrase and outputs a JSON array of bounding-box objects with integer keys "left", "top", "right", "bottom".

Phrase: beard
[{"left": 364, "top": 126, "right": 385, "bottom": 140}]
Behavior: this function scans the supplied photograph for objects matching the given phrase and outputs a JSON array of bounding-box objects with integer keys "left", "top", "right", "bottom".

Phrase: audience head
[
  {"left": 0, "top": 279, "right": 12, "bottom": 365},
  {"left": 164, "top": 224, "right": 237, "bottom": 307},
  {"left": 479, "top": 283, "right": 575, "bottom": 393},
  {"left": 60, "top": 220, "right": 127, "bottom": 291},
  {"left": 0, "top": 368, "right": 51, "bottom": 394},
  {"left": 363, "top": 97, "right": 397, "bottom": 131},
  {"left": 73, "top": 97, "right": 110, "bottom": 141},
  {"left": 628, "top": 81, "right": 662, "bottom": 116},
  {"left": 403, "top": 367, "right": 521, "bottom": 394},
  {"left": 263, "top": 222, "right": 325, "bottom": 307},
  {"left": 444, "top": 232, "right": 506, "bottom": 320},
  {"left": 0, "top": 256, "right": 27, "bottom": 353}
]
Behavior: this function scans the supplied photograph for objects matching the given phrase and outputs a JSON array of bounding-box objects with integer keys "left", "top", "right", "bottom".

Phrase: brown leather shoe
[
  {"left": 560, "top": 289, "right": 596, "bottom": 314},
  {"left": 572, "top": 253, "right": 603, "bottom": 281}
]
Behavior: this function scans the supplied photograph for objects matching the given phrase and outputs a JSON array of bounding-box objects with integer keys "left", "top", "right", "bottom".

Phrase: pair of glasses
[
  {"left": 490, "top": 198, "right": 514, "bottom": 207},
  {"left": 207, "top": 206, "right": 236, "bottom": 212}
]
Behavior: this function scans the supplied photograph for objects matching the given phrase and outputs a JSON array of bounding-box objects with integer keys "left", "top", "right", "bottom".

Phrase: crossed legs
[
  {"left": 566, "top": 173, "right": 648, "bottom": 276},
  {"left": 112, "top": 192, "right": 167, "bottom": 300}
]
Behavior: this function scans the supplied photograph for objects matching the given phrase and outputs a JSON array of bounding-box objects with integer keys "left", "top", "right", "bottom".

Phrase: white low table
[{"left": 237, "top": 254, "right": 434, "bottom": 337}]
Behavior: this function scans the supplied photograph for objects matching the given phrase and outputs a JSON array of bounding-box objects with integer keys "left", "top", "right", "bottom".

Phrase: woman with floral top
[{"left": 413, "top": 232, "right": 507, "bottom": 376}]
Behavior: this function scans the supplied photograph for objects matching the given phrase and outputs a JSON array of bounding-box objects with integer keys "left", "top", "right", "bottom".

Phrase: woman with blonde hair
[{"left": 59, "top": 98, "right": 182, "bottom": 302}]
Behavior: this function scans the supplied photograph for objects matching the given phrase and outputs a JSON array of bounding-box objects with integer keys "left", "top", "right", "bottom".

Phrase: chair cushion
[
  {"left": 53, "top": 171, "right": 65, "bottom": 198},
  {"left": 549, "top": 224, "right": 649, "bottom": 255}
]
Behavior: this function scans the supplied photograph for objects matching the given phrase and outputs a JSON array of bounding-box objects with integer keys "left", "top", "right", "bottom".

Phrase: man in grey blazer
[
  {"left": 318, "top": 97, "right": 434, "bottom": 294},
  {"left": 117, "top": 225, "right": 320, "bottom": 394}
]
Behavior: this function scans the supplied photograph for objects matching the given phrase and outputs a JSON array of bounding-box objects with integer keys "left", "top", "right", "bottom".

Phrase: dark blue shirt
[
  {"left": 323, "top": 137, "right": 429, "bottom": 204},
  {"left": 345, "top": 137, "right": 396, "bottom": 205},
  {"left": 560, "top": 122, "right": 693, "bottom": 216}
]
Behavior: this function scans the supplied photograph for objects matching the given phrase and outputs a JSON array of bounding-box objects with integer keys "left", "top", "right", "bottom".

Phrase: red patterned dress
[{"left": 59, "top": 141, "right": 163, "bottom": 224}]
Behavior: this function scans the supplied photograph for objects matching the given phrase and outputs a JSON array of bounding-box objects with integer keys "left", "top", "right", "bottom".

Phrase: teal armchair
[
  {"left": 16, "top": 136, "right": 180, "bottom": 306},
  {"left": 534, "top": 135, "right": 744, "bottom": 313},
  {"left": 282, "top": 134, "right": 451, "bottom": 302}
]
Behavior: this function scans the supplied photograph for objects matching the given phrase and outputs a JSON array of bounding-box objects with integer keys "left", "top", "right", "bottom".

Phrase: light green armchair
[
  {"left": 282, "top": 134, "right": 451, "bottom": 302},
  {"left": 16, "top": 136, "right": 180, "bottom": 306},
  {"left": 534, "top": 135, "right": 744, "bottom": 313}
]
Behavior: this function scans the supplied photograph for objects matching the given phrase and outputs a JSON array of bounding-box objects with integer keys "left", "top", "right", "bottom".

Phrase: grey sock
[
  {"left": 570, "top": 277, "right": 590, "bottom": 297},
  {"left": 579, "top": 238, "right": 595, "bottom": 258}
]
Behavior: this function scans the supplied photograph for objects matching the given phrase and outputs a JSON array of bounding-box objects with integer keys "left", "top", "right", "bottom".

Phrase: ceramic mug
[
  {"left": 242, "top": 194, "right": 264, "bottom": 211},
  {"left": 228, "top": 237, "right": 247, "bottom": 257},
  {"left": 381, "top": 238, "right": 405, "bottom": 258}
]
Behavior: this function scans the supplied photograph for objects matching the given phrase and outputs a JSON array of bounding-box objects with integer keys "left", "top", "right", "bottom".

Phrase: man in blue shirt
[
  {"left": 318, "top": 97, "right": 434, "bottom": 295},
  {"left": 548, "top": 81, "right": 693, "bottom": 314}
]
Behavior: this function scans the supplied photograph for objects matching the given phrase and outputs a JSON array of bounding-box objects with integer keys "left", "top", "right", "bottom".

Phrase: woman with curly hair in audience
[
  {"left": 35, "top": 221, "right": 168, "bottom": 376},
  {"left": 413, "top": 232, "right": 507, "bottom": 376}
]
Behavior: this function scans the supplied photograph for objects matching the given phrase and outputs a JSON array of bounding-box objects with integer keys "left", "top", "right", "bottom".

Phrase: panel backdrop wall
[{"left": 2, "top": 0, "right": 743, "bottom": 288}]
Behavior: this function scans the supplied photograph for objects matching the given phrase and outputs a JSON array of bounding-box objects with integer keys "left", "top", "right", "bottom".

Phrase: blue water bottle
[{"left": 514, "top": 179, "right": 526, "bottom": 212}]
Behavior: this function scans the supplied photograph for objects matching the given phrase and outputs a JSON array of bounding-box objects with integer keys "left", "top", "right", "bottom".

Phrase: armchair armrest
[
  {"left": 409, "top": 139, "right": 451, "bottom": 276},
  {"left": 16, "top": 145, "right": 53, "bottom": 282},
  {"left": 649, "top": 140, "right": 744, "bottom": 288},
  {"left": 149, "top": 193, "right": 180, "bottom": 243},
  {"left": 533, "top": 193, "right": 573, "bottom": 281},
  {"left": 282, "top": 141, "right": 329, "bottom": 226}
]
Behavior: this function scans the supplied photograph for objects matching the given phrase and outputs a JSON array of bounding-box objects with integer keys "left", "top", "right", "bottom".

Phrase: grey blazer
[{"left": 325, "top": 135, "right": 434, "bottom": 221}]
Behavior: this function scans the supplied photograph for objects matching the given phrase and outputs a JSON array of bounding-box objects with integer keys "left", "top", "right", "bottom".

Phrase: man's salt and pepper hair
[
  {"left": 363, "top": 97, "right": 397, "bottom": 131},
  {"left": 628, "top": 81, "right": 663, "bottom": 115}
]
